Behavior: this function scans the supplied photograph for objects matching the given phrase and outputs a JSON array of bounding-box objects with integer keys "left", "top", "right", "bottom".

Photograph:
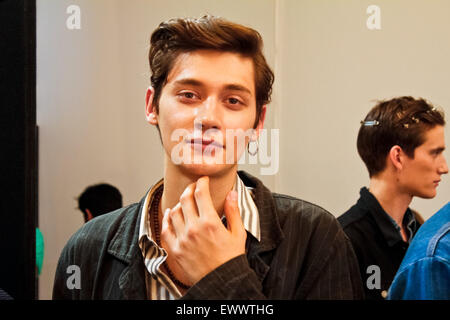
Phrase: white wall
[{"left": 37, "top": 0, "right": 450, "bottom": 299}]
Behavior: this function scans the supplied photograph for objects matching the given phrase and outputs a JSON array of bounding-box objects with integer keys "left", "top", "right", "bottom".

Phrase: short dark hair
[
  {"left": 148, "top": 15, "right": 274, "bottom": 128},
  {"left": 78, "top": 183, "right": 123, "bottom": 222},
  {"left": 357, "top": 96, "right": 445, "bottom": 177}
]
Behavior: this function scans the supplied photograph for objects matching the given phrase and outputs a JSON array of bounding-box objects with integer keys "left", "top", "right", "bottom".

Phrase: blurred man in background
[{"left": 77, "top": 183, "right": 123, "bottom": 222}]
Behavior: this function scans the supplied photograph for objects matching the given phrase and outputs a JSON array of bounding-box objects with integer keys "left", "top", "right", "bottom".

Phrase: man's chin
[
  {"left": 178, "top": 162, "right": 235, "bottom": 178},
  {"left": 415, "top": 189, "right": 437, "bottom": 199}
]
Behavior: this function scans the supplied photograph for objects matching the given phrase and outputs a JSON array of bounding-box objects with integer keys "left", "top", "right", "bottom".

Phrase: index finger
[
  {"left": 194, "top": 176, "right": 218, "bottom": 219},
  {"left": 179, "top": 182, "right": 199, "bottom": 226}
]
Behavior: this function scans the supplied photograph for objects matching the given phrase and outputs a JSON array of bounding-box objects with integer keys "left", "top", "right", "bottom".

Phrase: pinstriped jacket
[{"left": 53, "top": 171, "right": 364, "bottom": 300}]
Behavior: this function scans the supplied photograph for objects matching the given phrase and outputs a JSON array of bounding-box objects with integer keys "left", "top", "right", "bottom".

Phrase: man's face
[
  {"left": 146, "top": 50, "right": 265, "bottom": 177},
  {"left": 400, "top": 125, "right": 448, "bottom": 198}
]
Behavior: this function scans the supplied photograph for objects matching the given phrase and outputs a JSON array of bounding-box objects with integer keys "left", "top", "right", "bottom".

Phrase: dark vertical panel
[{"left": 0, "top": 0, "right": 37, "bottom": 299}]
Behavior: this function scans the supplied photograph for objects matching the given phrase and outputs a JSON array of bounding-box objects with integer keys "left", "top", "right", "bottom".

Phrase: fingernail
[{"left": 229, "top": 190, "right": 237, "bottom": 201}]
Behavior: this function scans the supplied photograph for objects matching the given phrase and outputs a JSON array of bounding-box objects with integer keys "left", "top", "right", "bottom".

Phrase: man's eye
[
  {"left": 228, "top": 97, "right": 241, "bottom": 105},
  {"left": 177, "top": 92, "right": 199, "bottom": 103},
  {"left": 182, "top": 92, "right": 195, "bottom": 99}
]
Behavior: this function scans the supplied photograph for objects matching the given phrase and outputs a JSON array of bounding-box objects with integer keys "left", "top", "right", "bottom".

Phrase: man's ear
[
  {"left": 252, "top": 105, "right": 267, "bottom": 140},
  {"left": 145, "top": 87, "right": 158, "bottom": 125},
  {"left": 86, "top": 209, "right": 94, "bottom": 222},
  {"left": 388, "top": 145, "right": 404, "bottom": 171}
]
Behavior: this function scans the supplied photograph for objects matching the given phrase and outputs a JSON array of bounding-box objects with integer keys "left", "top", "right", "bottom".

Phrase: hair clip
[
  {"left": 427, "top": 106, "right": 438, "bottom": 114},
  {"left": 361, "top": 120, "right": 380, "bottom": 126}
]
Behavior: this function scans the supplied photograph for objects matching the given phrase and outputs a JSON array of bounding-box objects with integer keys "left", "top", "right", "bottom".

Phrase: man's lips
[{"left": 188, "top": 139, "right": 224, "bottom": 149}]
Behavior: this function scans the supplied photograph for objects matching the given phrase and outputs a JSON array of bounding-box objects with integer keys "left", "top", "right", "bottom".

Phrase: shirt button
[{"left": 381, "top": 290, "right": 388, "bottom": 299}]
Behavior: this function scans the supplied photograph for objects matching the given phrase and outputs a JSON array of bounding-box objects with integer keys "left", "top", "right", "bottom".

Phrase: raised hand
[{"left": 161, "top": 176, "right": 247, "bottom": 286}]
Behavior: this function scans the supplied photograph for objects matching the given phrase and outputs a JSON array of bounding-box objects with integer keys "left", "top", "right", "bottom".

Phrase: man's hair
[
  {"left": 357, "top": 96, "right": 445, "bottom": 177},
  {"left": 77, "top": 183, "right": 123, "bottom": 222},
  {"left": 148, "top": 15, "right": 274, "bottom": 128}
]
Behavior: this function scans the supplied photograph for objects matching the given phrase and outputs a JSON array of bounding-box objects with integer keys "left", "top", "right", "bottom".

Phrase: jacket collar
[
  {"left": 358, "top": 187, "right": 415, "bottom": 247},
  {"left": 238, "top": 171, "right": 284, "bottom": 253},
  {"left": 107, "top": 197, "right": 146, "bottom": 264}
]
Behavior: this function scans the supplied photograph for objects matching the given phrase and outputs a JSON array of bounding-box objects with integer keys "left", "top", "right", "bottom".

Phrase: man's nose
[
  {"left": 439, "top": 156, "right": 449, "bottom": 175},
  {"left": 194, "top": 97, "right": 221, "bottom": 132}
]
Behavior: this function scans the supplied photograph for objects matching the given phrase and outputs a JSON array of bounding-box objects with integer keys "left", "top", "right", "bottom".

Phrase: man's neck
[
  {"left": 368, "top": 175, "right": 413, "bottom": 241},
  {"left": 161, "top": 158, "right": 238, "bottom": 219}
]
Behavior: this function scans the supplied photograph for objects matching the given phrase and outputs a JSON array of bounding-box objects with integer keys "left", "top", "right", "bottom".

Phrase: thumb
[{"left": 224, "top": 190, "right": 244, "bottom": 234}]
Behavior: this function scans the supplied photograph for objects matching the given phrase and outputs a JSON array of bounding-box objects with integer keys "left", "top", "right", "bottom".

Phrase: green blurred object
[{"left": 36, "top": 228, "right": 44, "bottom": 276}]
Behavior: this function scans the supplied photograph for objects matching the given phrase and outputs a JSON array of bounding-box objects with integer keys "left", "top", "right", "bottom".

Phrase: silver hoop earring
[{"left": 247, "top": 140, "right": 259, "bottom": 156}]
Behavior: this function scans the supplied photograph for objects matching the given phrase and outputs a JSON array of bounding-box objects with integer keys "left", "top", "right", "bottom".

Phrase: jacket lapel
[
  {"left": 238, "top": 171, "right": 284, "bottom": 285},
  {"left": 107, "top": 195, "right": 148, "bottom": 299},
  {"left": 246, "top": 237, "right": 271, "bottom": 282},
  {"left": 118, "top": 251, "right": 147, "bottom": 299}
]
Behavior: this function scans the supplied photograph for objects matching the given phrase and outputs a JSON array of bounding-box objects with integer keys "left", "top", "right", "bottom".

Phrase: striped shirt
[{"left": 138, "top": 175, "right": 260, "bottom": 300}]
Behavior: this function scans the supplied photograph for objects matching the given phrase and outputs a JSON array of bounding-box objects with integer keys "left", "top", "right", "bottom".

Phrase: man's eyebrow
[
  {"left": 431, "top": 146, "right": 446, "bottom": 153},
  {"left": 224, "top": 84, "right": 252, "bottom": 95},
  {"left": 172, "top": 78, "right": 253, "bottom": 95},
  {"left": 172, "top": 78, "right": 203, "bottom": 87}
]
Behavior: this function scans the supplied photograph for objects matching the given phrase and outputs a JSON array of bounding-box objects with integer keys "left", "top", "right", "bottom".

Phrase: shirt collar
[
  {"left": 386, "top": 209, "right": 417, "bottom": 244},
  {"left": 233, "top": 173, "right": 261, "bottom": 241},
  {"left": 358, "top": 187, "right": 418, "bottom": 247},
  {"left": 138, "top": 179, "right": 163, "bottom": 246}
]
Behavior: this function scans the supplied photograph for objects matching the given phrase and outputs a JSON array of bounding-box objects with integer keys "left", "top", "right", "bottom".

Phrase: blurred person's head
[
  {"left": 357, "top": 96, "right": 448, "bottom": 198},
  {"left": 78, "top": 183, "right": 123, "bottom": 222}
]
